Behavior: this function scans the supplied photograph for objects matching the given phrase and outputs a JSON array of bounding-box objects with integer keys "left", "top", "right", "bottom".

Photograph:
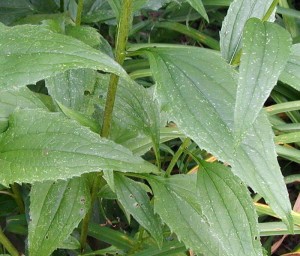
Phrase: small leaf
[
  {"left": 0, "top": 109, "right": 157, "bottom": 186},
  {"left": 0, "top": 24, "right": 127, "bottom": 90},
  {"left": 186, "top": 0, "right": 209, "bottom": 22},
  {"left": 197, "top": 161, "right": 262, "bottom": 256},
  {"left": 28, "top": 177, "right": 91, "bottom": 256},
  {"left": 234, "top": 18, "right": 291, "bottom": 140},
  {"left": 220, "top": 0, "right": 275, "bottom": 63},
  {"left": 114, "top": 173, "right": 163, "bottom": 247},
  {"left": 280, "top": 44, "right": 300, "bottom": 91}
]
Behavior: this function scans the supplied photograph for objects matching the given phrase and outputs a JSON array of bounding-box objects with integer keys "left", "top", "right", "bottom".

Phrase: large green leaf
[
  {"left": 139, "top": 45, "right": 292, "bottom": 228},
  {"left": 0, "top": 109, "right": 157, "bottom": 186},
  {"left": 28, "top": 177, "right": 90, "bottom": 256},
  {"left": 114, "top": 173, "right": 163, "bottom": 246},
  {"left": 234, "top": 18, "right": 291, "bottom": 140},
  {"left": 280, "top": 44, "right": 300, "bottom": 91},
  {"left": 220, "top": 0, "right": 274, "bottom": 63},
  {"left": 148, "top": 171, "right": 262, "bottom": 255},
  {"left": 197, "top": 161, "right": 262, "bottom": 255},
  {"left": 0, "top": 87, "right": 47, "bottom": 133},
  {"left": 0, "top": 24, "right": 126, "bottom": 90}
]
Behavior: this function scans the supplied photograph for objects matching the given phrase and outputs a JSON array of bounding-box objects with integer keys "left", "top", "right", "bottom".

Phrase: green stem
[
  {"left": 262, "top": 0, "right": 279, "bottom": 22},
  {"left": 75, "top": 0, "right": 84, "bottom": 26},
  {"left": 0, "top": 228, "right": 19, "bottom": 256},
  {"left": 165, "top": 138, "right": 191, "bottom": 177},
  {"left": 80, "top": 0, "right": 133, "bottom": 251},
  {"left": 10, "top": 184, "right": 25, "bottom": 214},
  {"left": 101, "top": 0, "right": 133, "bottom": 138}
]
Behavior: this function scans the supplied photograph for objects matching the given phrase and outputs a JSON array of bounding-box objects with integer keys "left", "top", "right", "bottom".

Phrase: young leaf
[
  {"left": 28, "top": 177, "right": 90, "bottom": 256},
  {"left": 139, "top": 45, "right": 292, "bottom": 228},
  {"left": 234, "top": 18, "right": 291, "bottom": 140},
  {"left": 114, "top": 173, "right": 163, "bottom": 246},
  {"left": 220, "top": 0, "right": 274, "bottom": 63},
  {"left": 0, "top": 24, "right": 126, "bottom": 90},
  {"left": 0, "top": 109, "right": 157, "bottom": 186},
  {"left": 280, "top": 44, "right": 300, "bottom": 91},
  {"left": 0, "top": 87, "right": 47, "bottom": 133},
  {"left": 197, "top": 161, "right": 262, "bottom": 256}
]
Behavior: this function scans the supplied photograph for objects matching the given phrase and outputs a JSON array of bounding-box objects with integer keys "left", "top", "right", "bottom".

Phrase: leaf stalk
[{"left": 0, "top": 228, "right": 19, "bottom": 256}]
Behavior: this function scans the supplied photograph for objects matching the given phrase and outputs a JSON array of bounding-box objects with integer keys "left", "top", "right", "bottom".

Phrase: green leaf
[
  {"left": 28, "top": 177, "right": 91, "bottom": 256},
  {"left": 0, "top": 109, "right": 157, "bottom": 186},
  {"left": 197, "top": 161, "right": 262, "bottom": 255},
  {"left": 0, "top": 24, "right": 127, "bottom": 90},
  {"left": 114, "top": 173, "right": 163, "bottom": 247},
  {"left": 234, "top": 18, "right": 291, "bottom": 140},
  {"left": 46, "top": 68, "right": 97, "bottom": 111},
  {"left": 140, "top": 45, "right": 292, "bottom": 228},
  {"left": 280, "top": 44, "right": 300, "bottom": 91},
  {"left": 148, "top": 171, "right": 262, "bottom": 255},
  {"left": 186, "top": 0, "right": 209, "bottom": 22},
  {"left": 0, "top": 87, "right": 48, "bottom": 133},
  {"left": 220, "top": 0, "right": 274, "bottom": 63}
]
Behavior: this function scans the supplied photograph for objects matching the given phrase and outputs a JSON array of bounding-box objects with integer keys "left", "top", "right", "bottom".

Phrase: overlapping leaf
[
  {"left": 234, "top": 18, "right": 291, "bottom": 140},
  {"left": 114, "top": 173, "right": 163, "bottom": 246},
  {"left": 280, "top": 44, "right": 300, "bottom": 91},
  {"left": 139, "top": 45, "right": 292, "bottom": 228},
  {"left": 148, "top": 169, "right": 261, "bottom": 255},
  {"left": 0, "top": 109, "right": 157, "bottom": 186},
  {"left": 220, "top": 0, "right": 274, "bottom": 63},
  {"left": 28, "top": 178, "right": 90, "bottom": 256},
  {"left": 0, "top": 87, "right": 47, "bottom": 133},
  {"left": 0, "top": 23, "right": 126, "bottom": 90}
]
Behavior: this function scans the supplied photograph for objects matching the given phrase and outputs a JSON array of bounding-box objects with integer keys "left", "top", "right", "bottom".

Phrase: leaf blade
[
  {"left": 141, "top": 45, "right": 292, "bottom": 228},
  {"left": 28, "top": 177, "right": 91, "bottom": 256},
  {"left": 0, "top": 24, "right": 126, "bottom": 90},
  {"left": 234, "top": 18, "right": 291, "bottom": 140},
  {"left": 220, "top": 0, "right": 274, "bottom": 63},
  {"left": 0, "top": 109, "right": 157, "bottom": 186},
  {"left": 114, "top": 173, "right": 163, "bottom": 246}
]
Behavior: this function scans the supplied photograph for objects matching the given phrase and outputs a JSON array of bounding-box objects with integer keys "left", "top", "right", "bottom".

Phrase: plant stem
[
  {"left": 101, "top": 0, "right": 133, "bottom": 138},
  {"left": 262, "top": 0, "right": 279, "bottom": 22},
  {"left": 80, "top": 0, "right": 133, "bottom": 251},
  {"left": 165, "top": 138, "right": 191, "bottom": 177},
  {"left": 0, "top": 228, "right": 19, "bottom": 256},
  {"left": 10, "top": 184, "right": 25, "bottom": 214},
  {"left": 75, "top": 0, "right": 84, "bottom": 26}
]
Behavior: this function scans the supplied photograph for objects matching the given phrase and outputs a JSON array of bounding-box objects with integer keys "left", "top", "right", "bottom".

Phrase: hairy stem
[
  {"left": 101, "top": 0, "right": 133, "bottom": 138},
  {"left": 75, "top": 0, "right": 84, "bottom": 26},
  {"left": 80, "top": 0, "right": 133, "bottom": 251},
  {"left": 0, "top": 228, "right": 19, "bottom": 256}
]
